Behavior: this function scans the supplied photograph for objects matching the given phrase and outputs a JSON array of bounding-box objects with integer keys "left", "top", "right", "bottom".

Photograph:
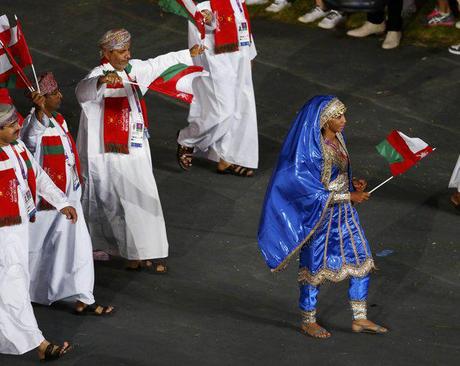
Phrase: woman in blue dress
[{"left": 258, "top": 95, "right": 387, "bottom": 339}]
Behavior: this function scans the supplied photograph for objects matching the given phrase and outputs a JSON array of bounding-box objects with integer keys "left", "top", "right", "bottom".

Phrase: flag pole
[
  {"left": 14, "top": 15, "right": 40, "bottom": 93},
  {"left": 369, "top": 176, "right": 394, "bottom": 194},
  {"left": 0, "top": 39, "right": 34, "bottom": 92}
]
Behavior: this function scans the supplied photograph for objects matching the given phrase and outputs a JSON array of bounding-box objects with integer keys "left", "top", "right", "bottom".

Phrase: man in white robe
[
  {"left": 76, "top": 29, "right": 204, "bottom": 271},
  {"left": 0, "top": 103, "right": 74, "bottom": 360},
  {"left": 21, "top": 73, "right": 113, "bottom": 315},
  {"left": 449, "top": 154, "right": 460, "bottom": 208},
  {"left": 177, "top": 0, "right": 259, "bottom": 177}
]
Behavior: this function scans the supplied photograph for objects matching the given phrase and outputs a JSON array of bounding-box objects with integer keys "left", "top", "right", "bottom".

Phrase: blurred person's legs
[
  {"left": 382, "top": 0, "right": 403, "bottom": 49},
  {"left": 265, "top": 0, "right": 292, "bottom": 12}
]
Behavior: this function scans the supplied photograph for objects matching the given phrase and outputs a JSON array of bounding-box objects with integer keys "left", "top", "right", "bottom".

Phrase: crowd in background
[{"left": 245, "top": 0, "right": 460, "bottom": 53}]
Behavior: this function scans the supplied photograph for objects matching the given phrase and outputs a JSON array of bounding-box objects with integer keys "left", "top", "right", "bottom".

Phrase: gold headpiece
[{"left": 320, "top": 98, "right": 346, "bottom": 127}]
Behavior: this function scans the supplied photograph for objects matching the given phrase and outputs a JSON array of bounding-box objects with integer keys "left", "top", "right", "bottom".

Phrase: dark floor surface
[{"left": 1, "top": 1, "right": 459, "bottom": 365}]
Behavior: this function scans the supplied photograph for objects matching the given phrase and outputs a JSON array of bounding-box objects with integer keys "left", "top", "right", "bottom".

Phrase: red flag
[{"left": 10, "top": 18, "right": 33, "bottom": 68}]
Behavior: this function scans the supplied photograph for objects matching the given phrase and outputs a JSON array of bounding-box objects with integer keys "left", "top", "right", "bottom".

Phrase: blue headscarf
[{"left": 258, "top": 95, "right": 344, "bottom": 271}]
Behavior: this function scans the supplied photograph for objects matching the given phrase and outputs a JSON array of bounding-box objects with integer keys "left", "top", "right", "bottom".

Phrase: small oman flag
[{"left": 376, "top": 130, "right": 434, "bottom": 176}]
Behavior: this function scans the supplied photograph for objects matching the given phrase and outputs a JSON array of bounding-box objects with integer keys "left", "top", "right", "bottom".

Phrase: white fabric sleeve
[
  {"left": 26, "top": 147, "right": 69, "bottom": 211},
  {"left": 75, "top": 72, "right": 106, "bottom": 104},
  {"left": 20, "top": 111, "right": 49, "bottom": 154},
  {"left": 131, "top": 50, "right": 194, "bottom": 88}
]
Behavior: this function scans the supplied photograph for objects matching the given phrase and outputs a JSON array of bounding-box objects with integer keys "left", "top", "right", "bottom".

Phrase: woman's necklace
[{"left": 324, "top": 136, "right": 347, "bottom": 161}]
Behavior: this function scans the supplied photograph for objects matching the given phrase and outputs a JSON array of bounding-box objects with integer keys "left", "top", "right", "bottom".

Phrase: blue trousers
[{"left": 299, "top": 275, "right": 370, "bottom": 312}]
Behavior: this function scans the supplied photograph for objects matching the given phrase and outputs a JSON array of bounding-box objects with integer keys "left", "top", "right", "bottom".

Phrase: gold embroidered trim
[
  {"left": 349, "top": 205, "right": 369, "bottom": 258},
  {"left": 301, "top": 310, "right": 317, "bottom": 324},
  {"left": 322, "top": 206, "right": 335, "bottom": 268},
  {"left": 298, "top": 258, "right": 375, "bottom": 286},
  {"left": 271, "top": 193, "right": 333, "bottom": 273},
  {"left": 350, "top": 300, "right": 367, "bottom": 320},
  {"left": 338, "top": 203, "right": 347, "bottom": 263},
  {"left": 344, "top": 203, "right": 361, "bottom": 266},
  {"left": 320, "top": 98, "right": 347, "bottom": 128}
]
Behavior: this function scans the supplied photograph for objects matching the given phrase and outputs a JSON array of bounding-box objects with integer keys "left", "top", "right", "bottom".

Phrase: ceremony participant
[
  {"left": 177, "top": 0, "right": 259, "bottom": 177},
  {"left": 21, "top": 73, "right": 114, "bottom": 315},
  {"left": 76, "top": 29, "right": 204, "bottom": 271},
  {"left": 258, "top": 96, "right": 388, "bottom": 339},
  {"left": 0, "top": 103, "right": 74, "bottom": 360},
  {"left": 449, "top": 154, "right": 460, "bottom": 208}
]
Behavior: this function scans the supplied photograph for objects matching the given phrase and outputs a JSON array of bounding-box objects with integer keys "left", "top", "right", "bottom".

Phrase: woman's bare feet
[
  {"left": 451, "top": 191, "right": 460, "bottom": 207},
  {"left": 37, "top": 340, "right": 71, "bottom": 361},
  {"left": 352, "top": 319, "right": 388, "bottom": 334},
  {"left": 301, "top": 322, "right": 331, "bottom": 339}
]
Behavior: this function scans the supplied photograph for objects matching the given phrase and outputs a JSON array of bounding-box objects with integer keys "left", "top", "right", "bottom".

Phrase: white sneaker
[
  {"left": 456, "top": 20, "right": 460, "bottom": 29},
  {"left": 265, "top": 0, "right": 291, "bottom": 13},
  {"left": 347, "top": 21, "right": 385, "bottom": 37},
  {"left": 245, "top": 0, "right": 269, "bottom": 5},
  {"left": 298, "top": 6, "right": 328, "bottom": 24},
  {"left": 448, "top": 43, "right": 460, "bottom": 55},
  {"left": 382, "top": 31, "right": 402, "bottom": 49},
  {"left": 318, "top": 10, "right": 346, "bottom": 29}
]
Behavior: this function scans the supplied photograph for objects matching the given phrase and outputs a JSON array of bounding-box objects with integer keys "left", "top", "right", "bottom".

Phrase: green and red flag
[
  {"left": 148, "top": 63, "right": 207, "bottom": 104},
  {"left": 376, "top": 130, "right": 433, "bottom": 176},
  {"left": 158, "top": 0, "right": 205, "bottom": 38}
]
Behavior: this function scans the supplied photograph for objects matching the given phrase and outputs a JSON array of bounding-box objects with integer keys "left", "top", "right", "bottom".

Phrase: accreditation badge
[
  {"left": 238, "top": 22, "right": 250, "bottom": 47},
  {"left": 130, "top": 121, "right": 144, "bottom": 149},
  {"left": 20, "top": 184, "right": 36, "bottom": 219}
]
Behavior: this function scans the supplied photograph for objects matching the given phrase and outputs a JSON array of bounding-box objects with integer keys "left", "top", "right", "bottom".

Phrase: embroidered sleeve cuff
[{"left": 332, "top": 192, "right": 350, "bottom": 203}]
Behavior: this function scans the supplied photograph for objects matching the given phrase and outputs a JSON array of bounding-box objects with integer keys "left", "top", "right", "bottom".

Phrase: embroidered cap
[
  {"left": 320, "top": 98, "right": 347, "bottom": 128},
  {"left": 0, "top": 103, "right": 18, "bottom": 127},
  {"left": 99, "top": 28, "right": 131, "bottom": 52},
  {"left": 38, "top": 72, "right": 59, "bottom": 95}
]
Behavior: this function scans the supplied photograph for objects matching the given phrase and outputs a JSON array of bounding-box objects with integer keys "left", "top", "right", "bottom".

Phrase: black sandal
[
  {"left": 217, "top": 164, "right": 255, "bottom": 177},
  {"left": 40, "top": 342, "right": 71, "bottom": 362},
  {"left": 176, "top": 130, "right": 194, "bottom": 170},
  {"left": 74, "top": 304, "right": 115, "bottom": 316}
]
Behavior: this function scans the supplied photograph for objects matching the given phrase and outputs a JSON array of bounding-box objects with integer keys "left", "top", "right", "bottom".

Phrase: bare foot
[
  {"left": 301, "top": 322, "right": 331, "bottom": 339},
  {"left": 352, "top": 319, "right": 388, "bottom": 334},
  {"left": 37, "top": 340, "right": 71, "bottom": 361}
]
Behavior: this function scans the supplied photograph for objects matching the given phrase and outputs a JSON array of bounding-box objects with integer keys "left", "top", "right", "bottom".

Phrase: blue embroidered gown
[{"left": 258, "top": 95, "right": 374, "bottom": 285}]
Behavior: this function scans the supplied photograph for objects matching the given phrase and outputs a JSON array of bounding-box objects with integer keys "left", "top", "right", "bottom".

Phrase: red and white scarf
[
  {"left": 211, "top": 0, "right": 252, "bottom": 54},
  {"left": 100, "top": 58, "right": 149, "bottom": 154},
  {"left": 37, "top": 112, "right": 82, "bottom": 210},
  {"left": 0, "top": 142, "right": 36, "bottom": 227}
]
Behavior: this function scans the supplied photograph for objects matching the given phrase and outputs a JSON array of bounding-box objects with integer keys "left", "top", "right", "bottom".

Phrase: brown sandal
[
  {"left": 40, "top": 342, "right": 71, "bottom": 362},
  {"left": 176, "top": 130, "right": 193, "bottom": 170},
  {"left": 217, "top": 164, "right": 254, "bottom": 177}
]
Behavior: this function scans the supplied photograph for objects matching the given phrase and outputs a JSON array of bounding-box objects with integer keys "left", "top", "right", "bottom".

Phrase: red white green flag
[
  {"left": 148, "top": 63, "right": 207, "bottom": 104},
  {"left": 0, "top": 14, "right": 34, "bottom": 89},
  {"left": 158, "top": 0, "right": 205, "bottom": 38},
  {"left": 376, "top": 130, "right": 434, "bottom": 176}
]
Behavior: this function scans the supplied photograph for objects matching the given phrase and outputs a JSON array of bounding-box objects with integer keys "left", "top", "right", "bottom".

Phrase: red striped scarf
[
  {"left": 0, "top": 142, "right": 36, "bottom": 227},
  {"left": 38, "top": 113, "right": 82, "bottom": 210},
  {"left": 211, "top": 0, "right": 252, "bottom": 54},
  {"left": 101, "top": 58, "right": 149, "bottom": 154}
]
